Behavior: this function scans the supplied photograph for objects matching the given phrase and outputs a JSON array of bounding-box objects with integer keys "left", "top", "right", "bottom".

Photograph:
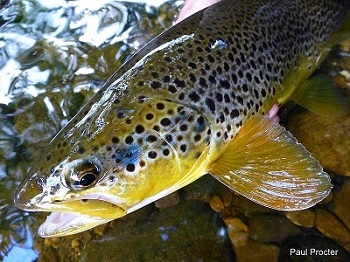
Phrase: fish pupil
[{"left": 79, "top": 173, "right": 97, "bottom": 187}]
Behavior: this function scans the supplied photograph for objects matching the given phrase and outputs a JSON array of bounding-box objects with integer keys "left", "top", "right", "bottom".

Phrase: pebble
[
  {"left": 285, "top": 210, "right": 315, "bottom": 228},
  {"left": 155, "top": 191, "right": 180, "bottom": 209},
  {"left": 235, "top": 240, "right": 279, "bottom": 262},
  {"left": 222, "top": 191, "right": 233, "bottom": 207},
  {"left": 315, "top": 209, "right": 350, "bottom": 245},
  {"left": 332, "top": 180, "right": 350, "bottom": 230},
  {"left": 93, "top": 224, "right": 107, "bottom": 237},
  {"left": 71, "top": 239, "right": 80, "bottom": 249},
  {"left": 44, "top": 237, "right": 60, "bottom": 248},
  {"left": 210, "top": 195, "right": 225, "bottom": 213},
  {"left": 224, "top": 218, "right": 249, "bottom": 248},
  {"left": 249, "top": 214, "right": 301, "bottom": 242}
]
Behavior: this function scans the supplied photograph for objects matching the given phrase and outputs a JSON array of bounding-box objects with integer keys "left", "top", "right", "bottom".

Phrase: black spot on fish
[
  {"left": 126, "top": 163, "right": 135, "bottom": 172},
  {"left": 165, "top": 134, "right": 173, "bottom": 143},
  {"left": 189, "top": 73, "right": 197, "bottom": 82},
  {"left": 160, "top": 118, "right": 171, "bottom": 126},
  {"left": 150, "top": 81, "right": 162, "bottom": 89},
  {"left": 230, "top": 109, "right": 239, "bottom": 118},
  {"left": 146, "top": 113, "right": 154, "bottom": 120},
  {"left": 135, "top": 125, "right": 145, "bottom": 134},
  {"left": 220, "top": 80, "right": 230, "bottom": 89},
  {"left": 174, "top": 78, "right": 186, "bottom": 88},
  {"left": 125, "top": 136, "right": 134, "bottom": 145},
  {"left": 151, "top": 72, "right": 159, "bottom": 78},
  {"left": 178, "top": 92, "right": 185, "bottom": 100},
  {"left": 188, "top": 62, "right": 197, "bottom": 69},
  {"left": 78, "top": 146, "right": 85, "bottom": 154},
  {"left": 112, "top": 137, "right": 119, "bottom": 144},
  {"left": 148, "top": 151, "right": 157, "bottom": 159},
  {"left": 153, "top": 125, "right": 160, "bottom": 132},
  {"left": 163, "top": 148, "right": 170, "bottom": 156},
  {"left": 194, "top": 134, "right": 201, "bottom": 142},
  {"left": 205, "top": 98, "right": 216, "bottom": 113},
  {"left": 199, "top": 77, "right": 208, "bottom": 88},
  {"left": 147, "top": 135, "right": 157, "bottom": 143},
  {"left": 163, "top": 75, "right": 170, "bottom": 82},
  {"left": 156, "top": 103, "right": 165, "bottom": 110},
  {"left": 188, "top": 91, "right": 200, "bottom": 102},
  {"left": 237, "top": 96, "right": 244, "bottom": 105},
  {"left": 180, "top": 144, "right": 187, "bottom": 153},
  {"left": 178, "top": 122, "right": 187, "bottom": 131},
  {"left": 168, "top": 85, "right": 177, "bottom": 93}
]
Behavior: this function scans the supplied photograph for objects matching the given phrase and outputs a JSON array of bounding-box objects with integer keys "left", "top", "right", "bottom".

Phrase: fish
[{"left": 14, "top": 0, "right": 350, "bottom": 237}]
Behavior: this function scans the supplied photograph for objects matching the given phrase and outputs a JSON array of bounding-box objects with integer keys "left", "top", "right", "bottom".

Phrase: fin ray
[
  {"left": 295, "top": 74, "right": 349, "bottom": 117},
  {"left": 209, "top": 116, "right": 332, "bottom": 211}
]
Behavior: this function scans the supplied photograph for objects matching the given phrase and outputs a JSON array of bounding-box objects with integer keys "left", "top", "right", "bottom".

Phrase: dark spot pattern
[{"left": 124, "top": 0, "right": 346, "bottom": 142}]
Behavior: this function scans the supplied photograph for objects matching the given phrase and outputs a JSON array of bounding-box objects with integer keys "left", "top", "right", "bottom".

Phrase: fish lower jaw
[
  {"left": 36, "top": 195, "right": 129, "bottom": 237},
  {"left": 38, "top": 212, "right": 113, "bottom": 237}
]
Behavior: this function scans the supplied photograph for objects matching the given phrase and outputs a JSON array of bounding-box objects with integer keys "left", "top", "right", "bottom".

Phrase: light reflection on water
[{"left": 0, "top": 0, "right": 182, "bottom": 260}]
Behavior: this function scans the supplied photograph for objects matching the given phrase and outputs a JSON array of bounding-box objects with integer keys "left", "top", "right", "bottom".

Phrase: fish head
[{"left": 14, "top": 91, "right": 212, "bottom": 237}]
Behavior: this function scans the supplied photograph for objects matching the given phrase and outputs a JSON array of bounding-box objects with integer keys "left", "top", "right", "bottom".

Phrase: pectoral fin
[
  {"left": 295, "top": 74, "right": 349, "bottom": 117},
  {"left": 208, "top": 116, "right": 332, "bottom": 211}
]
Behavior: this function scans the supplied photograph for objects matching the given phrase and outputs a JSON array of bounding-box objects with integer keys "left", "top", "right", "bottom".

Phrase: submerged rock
[
  {"left": 315, "top": 209, "right": 350, "bottom": 247},
  {"left": 288, "top": 112, "right": 350, "bottom": 176},
  {"left": 210, "top": 195, "right": 225, "bottom": 213},
  {"left": 224, "top": 218, "right": 249, "bottom": 248},
  {"left": 155, "top": 191, "right": 180, "bottom": 209},
  {"left": 234, "top": 240, "right": 279, "bottom": 262},
  {"left": 285, "top": 210, "right": 315, "bottom": 228},
  {"left": 249, "top": 214, "right": 301, "bottom": 243},
  {"left": 332, "top": 180, "right": 350, "bottom": 231}
]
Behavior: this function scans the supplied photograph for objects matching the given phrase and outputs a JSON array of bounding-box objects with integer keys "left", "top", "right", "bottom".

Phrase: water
[{"left": 0, "top": 0, "right": 184, "bottom": 260}]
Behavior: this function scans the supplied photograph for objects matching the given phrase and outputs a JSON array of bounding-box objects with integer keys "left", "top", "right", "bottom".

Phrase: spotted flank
[{"left": 15, "top": 0, "right": 350, "bottom": 237}]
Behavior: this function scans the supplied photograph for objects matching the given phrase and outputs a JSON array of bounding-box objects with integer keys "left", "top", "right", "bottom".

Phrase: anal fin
[{"left": 208, "top": 116, "right": 332, "bottom": 211}]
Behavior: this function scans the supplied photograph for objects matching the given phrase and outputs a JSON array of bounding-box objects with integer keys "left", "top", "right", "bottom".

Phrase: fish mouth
[
  {"left": 36, "top": 195, "right": 128, "bottom": 237},
  {"left": 38, "top": 211, "right": 114, "bottom": 237},
  {"left": 15, "top": 181, "right": 128, "bottom": 237},
  {"left": 36, "top": 196, "right": 128, "bottom": 237}
]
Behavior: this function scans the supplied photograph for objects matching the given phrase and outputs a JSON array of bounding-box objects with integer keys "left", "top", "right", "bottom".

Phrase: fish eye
[{"left": 63, "top": 159, "right": 101, "bottom": 190}]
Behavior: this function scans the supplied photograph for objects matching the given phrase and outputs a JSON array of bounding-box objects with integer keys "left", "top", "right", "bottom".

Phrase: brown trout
[{"left": 14, "top": 0, "right": 350, "bottom": 237}]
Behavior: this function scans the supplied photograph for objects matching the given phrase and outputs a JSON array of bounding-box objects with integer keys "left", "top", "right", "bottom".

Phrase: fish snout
[{"left": 14, "top": 172, "right": 48, "bottom": 211}]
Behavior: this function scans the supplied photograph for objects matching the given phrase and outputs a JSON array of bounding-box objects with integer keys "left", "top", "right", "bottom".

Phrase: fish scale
[{"left": 14, "top": 0, "right": 350, "bottom": 237}]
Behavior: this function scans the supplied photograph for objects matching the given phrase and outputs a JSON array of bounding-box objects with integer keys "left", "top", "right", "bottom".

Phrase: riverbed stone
[
  {"left": 332, "top": 180, "right": 350, "bottom": 231},
  {"left": 210, "top": 195, "right": 225, "bottom": 213},
  {"left": 288, "top": 112, "right": 350, "bottom": 176},
  {"left": 315, "top": 208, "right": 350, "bottom": 245},
  {"left": 249, "top": 214, "right": 301, "bottom": 242},
  {"left": 285, "top": 210, "right": 315, "bottom": 228},
  {"left": 224, "top": 218, "right": 249, "bottom": 248},
  {"left": 234, "top": 240, "right": 279, "bottom": 262},
  {"left": 155, "top": 191, "right": 180, "bottom": 209}
]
